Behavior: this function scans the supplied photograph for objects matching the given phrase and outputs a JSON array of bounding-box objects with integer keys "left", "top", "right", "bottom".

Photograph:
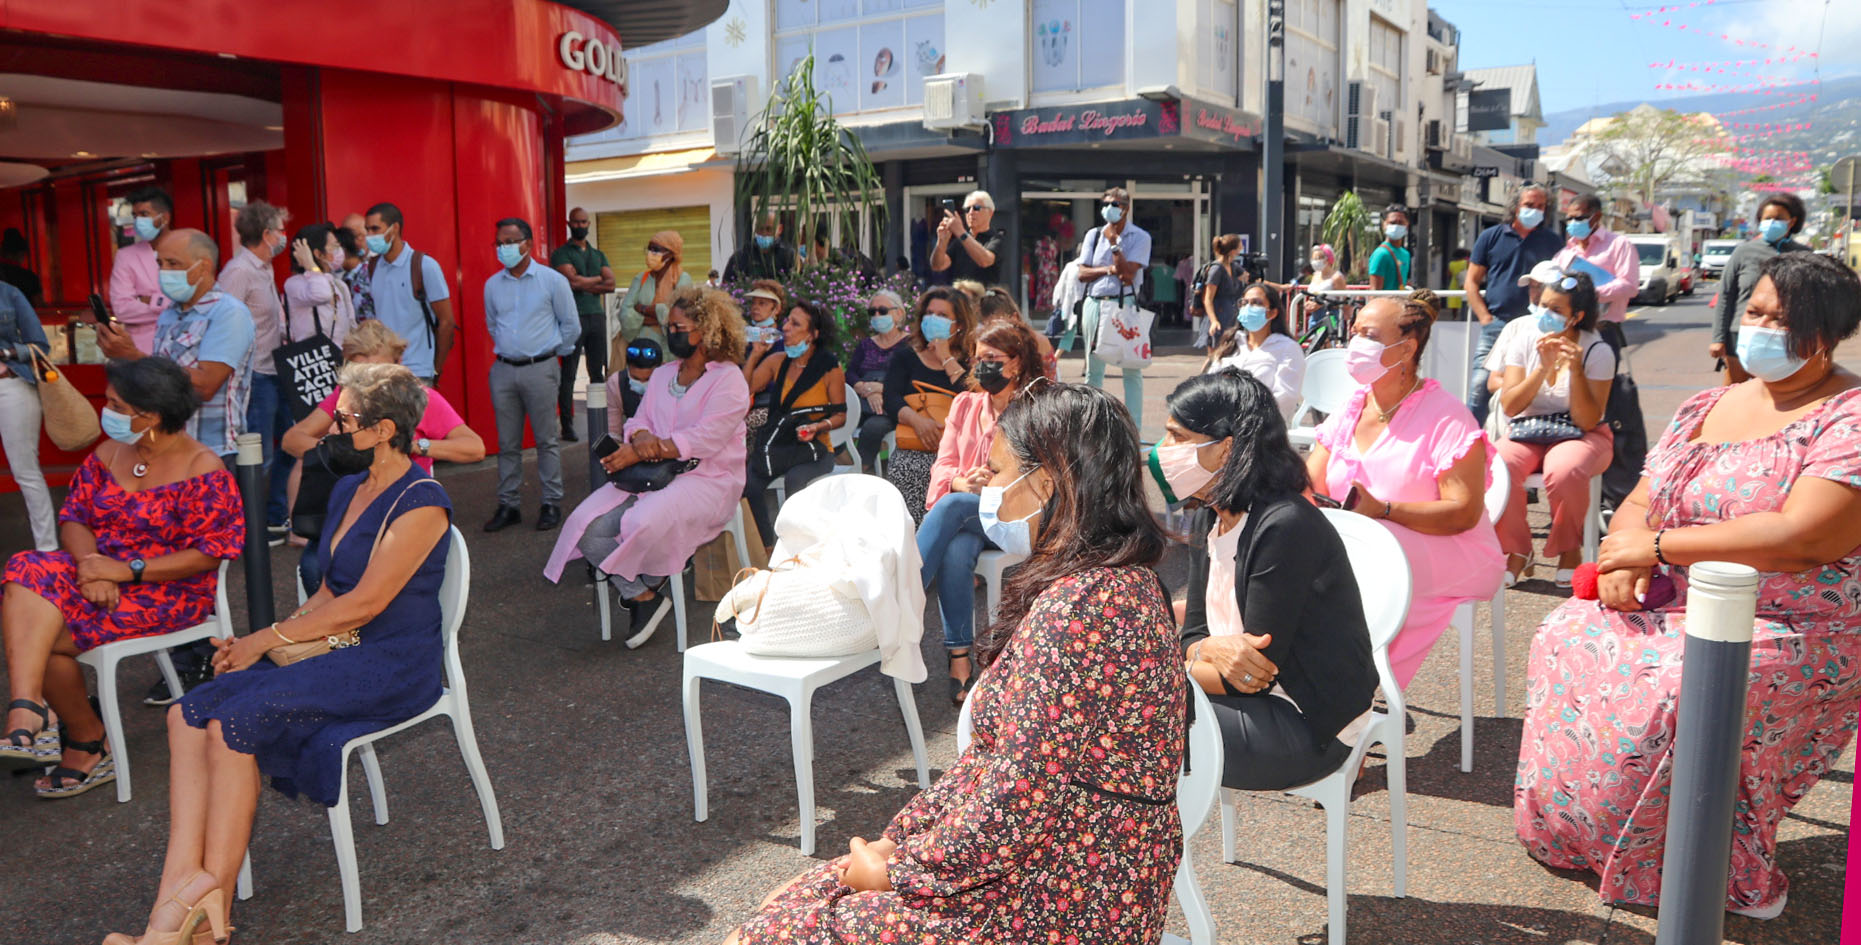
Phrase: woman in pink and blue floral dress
[
  {"left": 730, "top": 382, "right": 1186, "bottom": 945},
  {"left": 1515, "top": 253, "right": 1861, "bottom": 919}
]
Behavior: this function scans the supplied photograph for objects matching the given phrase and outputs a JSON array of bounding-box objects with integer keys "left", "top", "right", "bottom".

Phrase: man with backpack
[{"left": 363, "top": 202, "right": 455, "bottom": 383}]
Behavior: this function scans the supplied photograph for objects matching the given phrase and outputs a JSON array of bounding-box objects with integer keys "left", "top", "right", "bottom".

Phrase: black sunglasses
[
  {"left": 963, "top": 205, "right": 986, "bottom": 213},
  {"left": 646, "top": 244, "right": 670, "bottom": 255},
  {"left": 867, "top": 306, "right": 898, "bottom": 318}
]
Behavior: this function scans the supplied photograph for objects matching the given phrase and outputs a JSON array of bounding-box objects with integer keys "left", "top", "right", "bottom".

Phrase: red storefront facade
[{"left": 0, "top": 0, "right": 658, "bottom": 490}]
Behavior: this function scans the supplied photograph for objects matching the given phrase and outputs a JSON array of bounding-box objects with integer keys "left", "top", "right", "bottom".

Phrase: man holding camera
[{"left": 930, "top": 190, "right": 1001, "bottom": 285}]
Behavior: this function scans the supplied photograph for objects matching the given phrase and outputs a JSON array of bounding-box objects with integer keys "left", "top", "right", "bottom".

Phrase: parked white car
[{"left": 1699, "top": 239, "right": 1739, "bottom": 279}]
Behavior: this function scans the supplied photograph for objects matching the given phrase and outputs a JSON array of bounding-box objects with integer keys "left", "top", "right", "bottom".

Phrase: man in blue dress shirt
[{"left": 482, "top": 217, "right": 580, "bottom": 533}]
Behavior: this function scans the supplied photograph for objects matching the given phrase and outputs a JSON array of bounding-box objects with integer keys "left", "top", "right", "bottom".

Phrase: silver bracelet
[{"left": 1191, "top": 640, "right": 1205, "bottom": 664}]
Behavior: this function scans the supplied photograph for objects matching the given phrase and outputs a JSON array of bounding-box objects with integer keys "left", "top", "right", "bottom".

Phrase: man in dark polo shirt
[
  {"left": 930, "top": 189, "right": 1003, "bottom": 286},
  {"left": 1464, "top": 184, "right": 1562, "bottom": 423},
  {"left": 550, "top": 206, "right": 615, "bottom": 441}
]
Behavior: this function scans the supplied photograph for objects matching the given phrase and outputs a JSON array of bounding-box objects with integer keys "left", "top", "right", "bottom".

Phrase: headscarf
[{"left": 648, "top": 229, "right": 685, "bottom": 309}]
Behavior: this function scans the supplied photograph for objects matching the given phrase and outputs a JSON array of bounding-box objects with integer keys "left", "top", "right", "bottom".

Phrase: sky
[{"left": 1431, "top": 0, "right": 1861, "bottom": 118}]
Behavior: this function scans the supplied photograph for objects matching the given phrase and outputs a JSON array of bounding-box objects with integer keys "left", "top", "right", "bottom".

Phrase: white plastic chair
[
  {"left": 244, "top": 527, "right": 504, "bottom": 932},
  {"left": 1218, "top": 508, "right": 1411, "bottom": 944},
  {"left": 596, "top": 504, "right": 753, "bottom": 652},
  {"left": 974, "top": 550, "right": 1027, "bottom": 626},
  {"left": 877, "top": 430, "right": 897, "bottom": 477},
  {"left": 682, "top": 642, "right": 930, "bottom": 856},
  {"left": 957, "top": 678, "right": 1222, "bottom": 945},
  {"left": 1523, "top": 472, "right": 1603, "bottom": 564},
  {"left": 1447, "top": 458, "right": 1512, "bottom": 773},
  {"left": 76, "top": 560, "right": 234, "bottom": 803},
  {"left": 1286, "top": 349, "right": 1354, "bottom": 450}
]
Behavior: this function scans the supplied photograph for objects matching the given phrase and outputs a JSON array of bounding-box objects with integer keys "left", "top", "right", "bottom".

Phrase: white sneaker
[{"left": 1729, "top": 890, "right": 1786, "bottom": 920}]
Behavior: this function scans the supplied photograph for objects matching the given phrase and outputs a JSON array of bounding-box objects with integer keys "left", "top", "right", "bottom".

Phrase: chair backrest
[
  {"left": 956, "top": 674, "right": 1223, "bottom": 838},
  {"left": 1318, "top": 509, "right": 1413, "bottom": 717},
  {"left": 1301, "top": 348, "right": 1355, "bottom": 417},
  {"left": 438, "top": 526, "right": 471, "bottom": 693},
  {"left": 1483, "top": 452, "right": 1510, "bottom": 524},
  {"left": 210, "top": 559, "right": 233, "bottom": 635},
  {"left": 834, "top": 383, "right": 862, "bottom": 460}
]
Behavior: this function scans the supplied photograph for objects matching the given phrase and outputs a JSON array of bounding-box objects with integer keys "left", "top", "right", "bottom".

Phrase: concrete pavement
[{"left": 0, "top": 294, "right": 1851, "bottom": 944}]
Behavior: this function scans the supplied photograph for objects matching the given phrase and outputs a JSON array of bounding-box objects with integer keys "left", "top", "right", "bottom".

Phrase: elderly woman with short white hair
[{"left": 849, "top": 288, "right": 910, "bottom": 472}]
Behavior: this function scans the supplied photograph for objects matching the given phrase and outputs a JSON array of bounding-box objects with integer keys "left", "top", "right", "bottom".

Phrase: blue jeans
[
  {"left": 915, "top": 491, "right": 992, "bottom": 651},
  {"left": 245, "top": 373, "right": 296, "bottom": 525},
  {"left": 1466, "top": 318, "right": 1508, "bottom": 426}
]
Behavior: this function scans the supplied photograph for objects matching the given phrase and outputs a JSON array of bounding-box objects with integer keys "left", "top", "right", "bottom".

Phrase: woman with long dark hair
[
  {"left": 730, "top": 383, "right": 1186, "bottom": 945},
  {"left": 881, "top": 286, "right": 976, "bottom": 525},
  {"left": 1206, "top": 280, "right": 1307, "bottom": 419},
  {"left": 1160, "top": 369, "right": 1375, "bottom": 790}
]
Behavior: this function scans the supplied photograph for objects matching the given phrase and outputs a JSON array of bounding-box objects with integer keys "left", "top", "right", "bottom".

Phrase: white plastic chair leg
[
  {"left": 327, "top": 783, "right": 364, "bottom": 932},
  {"left": 683, "top": 673, "right": 708, "bottom": 823},
  {"left": 359, "top": 743, "right": 389, "bottom": 826},
  {"left": 1389, "top": 733, "right": 1409, "bottom": 899},
  {"left": 1218, "top": 791, "right": 1237, "bottom": 863},
  {"left": 153, "top": 650, "right": 184, "bottom": 707},
  {"left": 1324, "top": 796, "right": 1349, "bottom": 943},
  {"left": 1455, "top": 602, "right": 1475, "bottom": 774},
  {"left": 92, "top": 655, "right": 133, "bottom": 803},
  {"left": 670, "top": 571, "right": 689, "bottom": 654},
  {"left": 1491, "top": 592, "right": 1508, "bottom": 715},
  {"left": 449, "top": 707, "right": 505, "bottom": 849},
  {"left": 1584, "top": 477, "right": 1603, "bottom": 563},
  {"left": 892, "top": 676, "right": 931, "bottom": 788},
  {"left": 789, "top": 692, "right": 818, "bottom": 857},
  {"left": 1175, "top": 849, "right": 1217, "bottom": 945},
  {"left": 728, "top": 512, "right": 752, "bottom": 572},
  {"left": 595, "top": 576, "right": 612, "bottom": 642},
  {"left": 236, "top": 853, "right": 252, "bottom": 901}
]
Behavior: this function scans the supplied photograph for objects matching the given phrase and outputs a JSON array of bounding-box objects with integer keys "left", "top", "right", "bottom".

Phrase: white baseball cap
[{"left": 1516, "top": 260, "right": 1565, "bottom": 287}]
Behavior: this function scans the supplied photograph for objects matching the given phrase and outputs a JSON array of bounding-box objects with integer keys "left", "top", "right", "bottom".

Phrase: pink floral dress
[
  {"left": 1515, "top": 385, "right": 1861, "bottom": 912},
  {"left": 735, "top": 567, "right": 1187, "bottom": 945}
]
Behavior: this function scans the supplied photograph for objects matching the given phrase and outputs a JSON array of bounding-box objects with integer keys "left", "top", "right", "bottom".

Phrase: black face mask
[
  {"left": 665, "top": 330, "right": 697, "bottom": 359},
  {"left": 569, "top": 224, "right": 590, "bottom": 241},
  {"left": 972, "top": 360, "right": 1013, "bottom": 394},
  {"left": 320, "top": 431, "right": 375, "bottom": 473}
]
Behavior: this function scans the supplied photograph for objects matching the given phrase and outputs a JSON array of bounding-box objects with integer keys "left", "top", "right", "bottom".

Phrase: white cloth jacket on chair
[{"left": 761, "top": 473, "right": 927, "bottom": 683}]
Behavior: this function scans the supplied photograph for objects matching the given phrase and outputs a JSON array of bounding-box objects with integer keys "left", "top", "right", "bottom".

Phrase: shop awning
[
  {"left": 553, "top": 0, "right": 726, "bottom": 48},
  {"left": 564, "top": 147, "right": 717, "bottom": 183}
]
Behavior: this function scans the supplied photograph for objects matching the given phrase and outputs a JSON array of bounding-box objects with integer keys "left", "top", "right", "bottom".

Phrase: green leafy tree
[
  {"left": 1320, "top": 190, "right": 1378, "bottom": 279},
  {"left": 1590, "top": 106, "right": 1725, "bottom": 211},
  {"left": 733, "top": 55, "right": 886, "bottom": 261}
]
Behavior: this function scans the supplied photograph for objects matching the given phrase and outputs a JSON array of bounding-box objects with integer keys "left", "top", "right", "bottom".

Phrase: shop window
[
  {"left": 1284, "top": 0, "right": 1339, "bottom": 134},
  {"left": 1030, "top": 0, "right": 1125, "bottom": 94},
  {"left": 1196, "top": 0, "right": 1238, "bottom": 102},
  {"left": 595, "top": 206, "right": 715, "bottom": 282},
  {"left": 592, "top": 32, "right": 708, "bottom": 142},
  {"left": 1368, "top": 14, "right": 1403, "bottom": 114},
  {"left": 773, "top": 0, "right": 944, "bottom": 113}
]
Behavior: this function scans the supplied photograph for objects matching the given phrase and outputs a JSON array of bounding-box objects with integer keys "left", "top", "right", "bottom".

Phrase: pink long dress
[
  {"left": 1315, "top": 379, "right": 1505, "bottom": 687},
  {"left": 544, "top": 360, "right": 750, "bottom": 583},
  {"left": 1515, "top": 385, "right": 1861, "bottom": 913}
]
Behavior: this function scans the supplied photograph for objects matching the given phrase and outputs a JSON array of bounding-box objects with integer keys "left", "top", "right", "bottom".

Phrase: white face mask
[{"left": 978, "top": 468, "right": 1040, "bottom": 557}]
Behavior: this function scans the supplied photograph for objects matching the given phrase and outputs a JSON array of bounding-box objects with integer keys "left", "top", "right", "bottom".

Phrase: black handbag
[
  {"left": 751, "top": 353, "right": 839, "bottom": 480},
  {"left": 1507, "top": 412, "right": 1585, "bottom": 444},
  {"left": 291, "top": 440, "right": 372, "bottom": 540},
  {"left": 595, "top": 435, "right": 698, "bottom": 493}
]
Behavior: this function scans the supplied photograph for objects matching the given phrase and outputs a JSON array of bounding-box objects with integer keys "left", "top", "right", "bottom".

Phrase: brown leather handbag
[{"left": 892, "top": 380, "right": 955, "bottom": 453}]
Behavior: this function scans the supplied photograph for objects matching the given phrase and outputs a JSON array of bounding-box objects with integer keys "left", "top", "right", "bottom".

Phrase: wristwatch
[
  {"left": 128, "top": 558, "right": 146, "bottom": 583},
  {"left": 417, "top": 437, "right": 431, "bottom": 457},
  {"left": 956, "top": 232, "right": 970, "bottom": 243}
]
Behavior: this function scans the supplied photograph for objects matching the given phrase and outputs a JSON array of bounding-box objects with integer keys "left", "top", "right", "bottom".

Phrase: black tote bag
[{"left": 275, "top": 298, "right": 342, "bottom": 421}]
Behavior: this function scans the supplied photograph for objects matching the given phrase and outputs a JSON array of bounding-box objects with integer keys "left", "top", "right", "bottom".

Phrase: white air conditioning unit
[
  {"left": 710, "top": 75, "right": 759, "bottom": 155},
  {"left": 1450, "top": 134, "right": 1473, "bottom": 163},
  {"left": 923, "top": 73, "right": 985, "bottom": 130},
  {"left": 1345, "top": 81, "right": 1378, "bottom": 150},
  {"left": 1395, "top": 119, "right": 1407, "bottom": 154},
  {"left": 1371, "top": 118, "right": 1390, "bottom": 157}
]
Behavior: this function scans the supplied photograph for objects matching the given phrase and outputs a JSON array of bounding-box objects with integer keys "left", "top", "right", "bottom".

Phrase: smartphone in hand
[{"left": 88, "top": 292, "right": 113, "bottom": 326}]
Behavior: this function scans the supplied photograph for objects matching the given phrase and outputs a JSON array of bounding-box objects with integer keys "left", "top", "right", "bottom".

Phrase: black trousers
[
  {"left": 558, "top": 311, "right": 609, "bottom": 427},
  {"left": 1207, "top": 691, "right": 1355, "bottom": 791}
]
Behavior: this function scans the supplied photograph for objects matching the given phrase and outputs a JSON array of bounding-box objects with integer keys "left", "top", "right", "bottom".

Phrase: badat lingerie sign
[{"left": 991, "top": 97, "right": 1256, "bottom": 149}]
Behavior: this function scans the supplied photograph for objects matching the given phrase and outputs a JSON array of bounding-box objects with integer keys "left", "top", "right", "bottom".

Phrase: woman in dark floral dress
[
  {"left": 733, "top": 382, "right": 1186, "bottom": 945},
  {"left": 2, "top": 358, "right": 243, "bottom": 799}
]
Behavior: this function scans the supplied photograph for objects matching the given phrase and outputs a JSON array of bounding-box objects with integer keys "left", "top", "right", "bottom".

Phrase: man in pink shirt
[
  {"left": 217, "top": 200, "right": 295, "bottom": 532},
  {"left": 1552, "top": 193, "right": 1639, "bottom": 348},
  {"left": 106, "top": 186, "right": 174, "bottom": 351}
]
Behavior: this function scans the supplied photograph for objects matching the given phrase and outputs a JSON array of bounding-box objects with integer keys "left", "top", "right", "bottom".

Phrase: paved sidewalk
[{"left": 1, "top": 342, "right": 1850, "bottom": 944}]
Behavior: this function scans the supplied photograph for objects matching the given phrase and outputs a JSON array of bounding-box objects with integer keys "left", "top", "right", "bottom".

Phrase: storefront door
[{"left": 1016, "top": 178, "right": 1209, "bottom": 323}]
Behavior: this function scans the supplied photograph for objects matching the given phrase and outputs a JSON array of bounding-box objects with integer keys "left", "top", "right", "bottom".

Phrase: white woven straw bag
[{"left": 714, "top": 556, "right": 877, "bottom": 657}]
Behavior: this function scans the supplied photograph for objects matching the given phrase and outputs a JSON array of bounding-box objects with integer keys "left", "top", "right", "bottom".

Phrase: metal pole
[
  {"left": 1654, "top": 561, "right": 1759, "bottom": 945},
  {"left": 1262, "top": 0, "right": 1287, "bottom": 281},
  {"left": 585, "top": 379, "right": 608, "bottom": 496},
  {"left": 233, "top": 432, "right": 274, "bottom": 632}
]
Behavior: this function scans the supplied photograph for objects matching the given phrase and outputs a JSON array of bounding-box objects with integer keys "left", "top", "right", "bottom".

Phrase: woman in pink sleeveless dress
[
  {"left": 1308, "top": 291, "right": 1505, "bottom": 688},
  {"left": 1515, "top": 254, "right": 1861, "bottom": 918}
]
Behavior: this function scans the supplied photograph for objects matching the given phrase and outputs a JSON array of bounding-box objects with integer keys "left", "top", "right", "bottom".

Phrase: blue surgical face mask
[
  {"left": 158, "top": 266, "right": 196, "bottom": 304},
  {"left": 978, "top": 468, "right": 1040, "bottom": 557},
  {"left": 1567, "top": 218, "right": 1593, "bottom": 241},
  {"left": 1736, "top": 324, "right": 1808, "bottom": 382},
  {"left": 365, "top": 234, "right": 390, "bottom": 255},
  {"left": 1758, "top": 218, "right": 1790, "bottom": 244},
  {"left": 132, "top": 216, "right": 162, "bottom": 242},
  {"left": 627, "top": 376, "right": 648, "bottom": 395},
  {"left": 1517, "top": 207, "right": 1546, "bottom": 229},
  {"left": 496, "top": 243, "right": 525, "bottom": 269},
  {"left": 1536, "top": 306, "right": 1568, "bottom": 334},
  {"left": 1101, "top": 204, "right": 1124, "bottom": 224},
  {"left": 920, "top": 313, "right": 953, "bottom": 341},
  {"left": 1384, "top": 224, "right": 1407, "bottom": 242},
  {"left": 754, "top": 233, "right": 776, "bottom": 250},
  {"left": 100, "top": 407, "right": 146, "bottom": 445},
  {"left": 869, "top": 314, "right": 895, "bottom": 334},
  {"left": 785, "top": 340, "right": 810, "bottom": 358},
  {"left": 1238, "top": 304, "right": 1269, "bottom": 332}
]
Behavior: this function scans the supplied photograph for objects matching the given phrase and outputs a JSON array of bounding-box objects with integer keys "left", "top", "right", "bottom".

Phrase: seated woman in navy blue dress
[{"left": 104, "top": 363, "right": 453, "bottom": 945}]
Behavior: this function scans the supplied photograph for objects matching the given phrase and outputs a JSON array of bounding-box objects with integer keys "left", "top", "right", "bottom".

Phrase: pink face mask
[{"left": 1345, "top": 334, "right": 1406, "bottom": 385}]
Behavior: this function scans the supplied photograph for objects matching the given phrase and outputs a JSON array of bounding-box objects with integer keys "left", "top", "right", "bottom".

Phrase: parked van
[
  {"left": 1699, "top": 239, "right": 1740, "bottom": 279},
  {"left": 1625, "top": 233, "right": 1682, "bottom": 306}
]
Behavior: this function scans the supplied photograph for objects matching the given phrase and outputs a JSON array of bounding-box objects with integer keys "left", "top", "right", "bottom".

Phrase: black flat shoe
[
  {"left": 536, "top": 504, "right": 563, "bottom": 531},
  {"left": 561, "top": 425, "right": 580, "bottom": 443},
  {"left": 483, "top": 505, "right": 522, "bottom": 533},
  {"left": 947, "top": 650, "right": 973, "bottom": 707}
]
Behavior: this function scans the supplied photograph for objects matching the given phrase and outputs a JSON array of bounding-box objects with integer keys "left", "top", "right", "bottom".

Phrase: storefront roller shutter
[{"left": 595, "top": 206, "right": 714, "bottom": 285}]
